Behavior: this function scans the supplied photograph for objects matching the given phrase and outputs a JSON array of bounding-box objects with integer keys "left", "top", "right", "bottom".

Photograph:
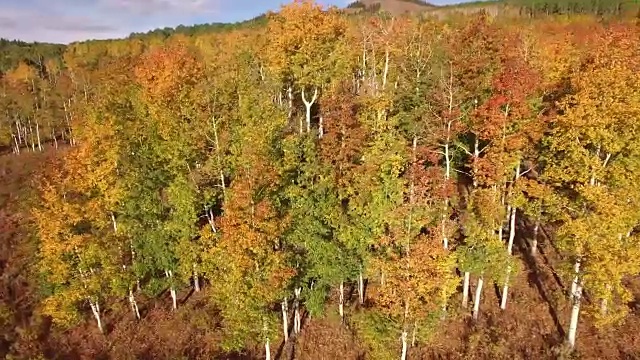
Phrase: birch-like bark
[
  {"left": 500, "top": 267, "right": 511, "bottom": 310},
  {"left": 462, "top": 271, "right": 470, "bottom": 308},
  {"left": 15, "top": 118, "right": 22, "bottom": 146},
  {"left": 35, "top": 119, "right": 42, "bottom": 151},
  {"left": 166, "top": 270, "right": 177, "bottom": 310},
  {"left": 294, "top": 287, "right": 301, "bottom": 334},
  {"left": 89, "top": 299, "right": 103, "bottom": 333},
  {"left": 211, "top": 115, "right": 226, "bottom": 201},
  {"left": 382, "top": 48, "right": 389, "bottom": 90},
  {"left": 318, "top": 115, "right": 324, "bottom": 139},
  {"left": 264, "top": 321, "right": 272, "bottom": 360},
  {"left": 442, "top": 120, "right": 452, "bottom": 250},
  {"left": 52, "top": 128, "right": 58, "bottom": 149},
  {"left": 507, "top": 164, "right": 520, "bottom": 254},
  {"left": 129, "top": 289, "right": 141, "bottom": 320},
  {"left": 29, "top": 119, "right": 35, "bottom": 151},
  {"left": 301, "top": 87, "right": 318, "bottom": 134},
  {"left": 193, "top": 264, "right": 200, "bottom": 292},
  {"left": 531, "top": 220, "right": 539, "bottom": 256},
  {"left": 568, "top": 280, "right": 583, "bottom": 348},
  {"left": 400, "top": 330, "right": 408, "bottom": 360},
  {"left": 12, "top": 133, "right": 19, "bottom": 154},
  {"left": 500, "top": 163, "right": 520, "bottom": 310},
  {"left": 571, "top": 260, "right": 580, "bottom": 297},
  {"left": 282, "top": 297, "right": 289, "bottom": 342},
  {"left": 472, "top": 137, "right": 480, "bottom": 188},
  {"left": 473, "top": 276, "right": 483, "bottom": 320}
]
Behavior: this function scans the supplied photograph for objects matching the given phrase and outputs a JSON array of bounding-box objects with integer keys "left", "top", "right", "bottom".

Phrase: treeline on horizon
[{"left": 2, "top": 1, "right": 640, "bottom": 359}]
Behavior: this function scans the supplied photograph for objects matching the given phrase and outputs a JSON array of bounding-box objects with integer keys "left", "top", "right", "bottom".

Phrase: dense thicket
[
  {"left": 506, "top": 0, "right": 636, "bottom": 16},
  {"left": 2, "top": 1, "right": 640, "bottom": 359}
]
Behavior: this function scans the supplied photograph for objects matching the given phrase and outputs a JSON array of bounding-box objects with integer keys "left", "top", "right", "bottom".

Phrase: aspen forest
[{"left": 3, "top": 0, "right": 640, "bottom": 359}]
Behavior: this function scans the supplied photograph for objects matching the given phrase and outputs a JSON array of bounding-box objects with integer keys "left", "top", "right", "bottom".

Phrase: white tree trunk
[
  {"left": 318, "top": 115, "right": 324, "bottom": 139},
  {"left": 571, "top": 260, "right": 581, "bottom": 297},
  {"left": 473, "top": 276, "right": 483, "bottom": 320},
  {"left": 129, "top": 289, "right": 141, "bottom": 320},
  {"left": 442, "top": 138, "right": 451, "bottom": 250},
  {"left": 507, "top": 206, "right": 517, "bottom": 254},
  {"left": 531, "top": 221, "right": 539, "bottom": 256},
  {"left": 16, "top": 119, "right": 22, "bottom": 146},
  {"left": 193, "top": 264, "right": 200, "bottom": 292},
  {"left": 500, "top": 266, "right": 512, "bottom": 310},
  {"left": 301, "top": 87, "right": 318, "bottom": 134},
  {"left": 568, "top": 281, "right": 583, "bottom": 348},
  {"left": 294, "top": 287, "right": 301, "bottom": 334},
  {"left": 35, "top": 120, "right": 42, "bottom": 151},
  {"left": 462, "top": 272, "right": 470, "bottom": 308},
  {"left": 382, "top": 49, "right": 390, "bottom": 90},
  {"left": 166, "top": 270, "right": 177, "bottom": 310},
  {"left": 282, "top": 297, "right": 289, "bottom": 342},
  {"left": 12, "top": 133, "right": 19, "bottom": 154},
  {"left": 265, "top": 338, "right": 271, "bottom": 360},
  {"left": 400, "top": 330, "right": 408, "bottom": 360},
  {"left": 89, "top": 299, "right": 103, "bottom": 333}
]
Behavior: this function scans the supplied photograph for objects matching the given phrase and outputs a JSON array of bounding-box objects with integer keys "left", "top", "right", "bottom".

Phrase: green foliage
[{"left": 352, "top": 311, "right": 400, "bottom": 360}]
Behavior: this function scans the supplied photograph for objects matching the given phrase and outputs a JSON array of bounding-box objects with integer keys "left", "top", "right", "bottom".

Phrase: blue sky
[{"left": 0, "top": 0, "right": 476, "bottom": 44}]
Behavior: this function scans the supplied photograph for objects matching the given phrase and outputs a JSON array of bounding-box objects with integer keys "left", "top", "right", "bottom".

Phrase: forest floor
[{"left": 1, "top": 149, "right": 640, "bottom": 359}]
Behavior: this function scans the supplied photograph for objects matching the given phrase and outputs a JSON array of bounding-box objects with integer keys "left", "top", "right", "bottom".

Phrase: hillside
[
  {"left": 345, "top": 0, "right": 500, "bottom": 16},
  {"left": 346, "top": 0, "right": 435, "bottom": 15},
  {"left": 4, "top": 1, "right": 640, "bottom": 360}
]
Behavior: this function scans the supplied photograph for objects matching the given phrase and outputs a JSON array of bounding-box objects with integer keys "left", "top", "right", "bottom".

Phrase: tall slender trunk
[
  {"left": 507, "top": 163, "right": 520, "bottom": 254},
  {"left": 571, "top": 260, "right": 581, "bottom": 297},
  {"left": 400, "top": 330, "right": 408, "bottom": 360},
  {"left": 442, "top": 131, "right": 451, "bottom": 250},
  {"left": 52, "top": 128, "right": 58, "bottom": 149},
  {"left": 472, "top": 137, "right": 480, "bottom": 187},
  {"left": 318, "top": 115, "right": 324, "bottom": 139},
  {"left": 411, "top": 321, "right": 418, "bottom": 347},
  {"left": 129, "top": 289, "right": 141, "bottom": 320},
  {"left": 500, "top": 164, "right": 520, "bottom": 310},
  {"left": 568, "top": 280, "right": 583, "bottom": 348},
  {"left": 193, "top": 264, "right": 200, "bottom": 292},
  {"left": 358, "top": 271, "right": 365, "bottom": 305},
  {"left": 166, "top": 270, "right": 177, "bottom": 310},
  {"left": 206, "top": 208, "right": 217, "bottom": 233},
  {"left": 294, "top": 287, "right": 301, "bottom": 334},
  {"left": 473, "top": 276, "right": 483, "bottom": 320},
  {"left": 462, "top": 272, "right": 470, "bottom": 308},
  {"left": 89, "top": 299, "right": 103, "bottom": 333},
  {"left": 15, "top": 119, "right": 22, "bottom": 146},
  {"left": 11, "top": 133, "right": 19, "bottom": 154},
  {"left": 282, "top": 297, "right": 289, "bottom": 342},
  {"left": 531, "top": 220, "right": 539, "bottom": 256},
  {"left": 264, "top": 321, "right": 271, "bottom": 360},
  {"left": 211, "top": 115, "right": 226, "bottom": 201},
  {"left": 35, "top": 119, "right": 42, "bottom": 151},
  {"left": 301, "top": 87, "right": 318, "bottom": 134},
  {"left": 500, "top": 266, "right": 512, "bottom": 310},
  {"left": 382, "top": 48, "right": 389, "bottom": 91},
  {"left": 29, "top": 119, "right": 35, "bottom": 151}
]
